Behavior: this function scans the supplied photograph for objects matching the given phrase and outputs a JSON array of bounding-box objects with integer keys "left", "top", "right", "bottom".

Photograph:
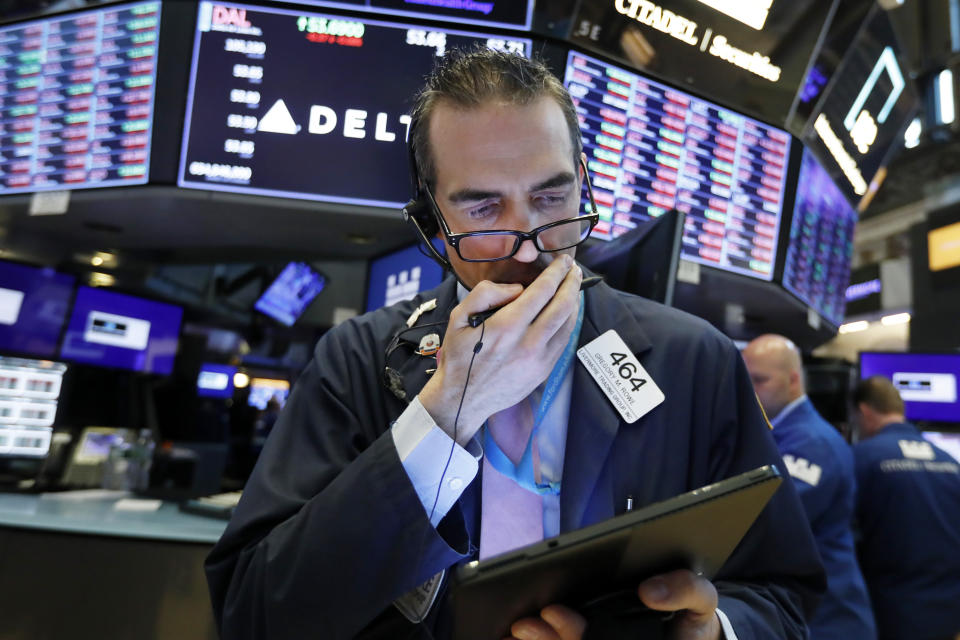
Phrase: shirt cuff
[
  {"left": 716, "top": 608, "right": 739, "bottom": 640},
  {"left": 392, "top": 397, "right": 482, "bottom": 527}
]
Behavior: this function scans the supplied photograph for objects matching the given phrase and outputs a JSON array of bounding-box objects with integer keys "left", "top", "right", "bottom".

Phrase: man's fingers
[
  {"left": 509, "top": 604, "right": 586, "bottom": 640},
  {"left": 507, "top": 254, "right": 575, "bottom": 325},
  {"left": 456, "top": 280, "right": 524, "bottom": 318},
  {"left": 530, "top": 261, "right": 581, "bottom": 340},
  {"left": 541, "top": 604, "right": 587, "bottom": 640},
  {"left": 509, "top": 616, "right": 559, "bottom": 640},
  {"left": 638, "top": 569, "right": 718, "bottom": 621}
]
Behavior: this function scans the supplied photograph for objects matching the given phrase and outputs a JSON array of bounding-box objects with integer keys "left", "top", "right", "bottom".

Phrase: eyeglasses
[{"left": 423, "top": 160, "right": 600, "bottom": 263}]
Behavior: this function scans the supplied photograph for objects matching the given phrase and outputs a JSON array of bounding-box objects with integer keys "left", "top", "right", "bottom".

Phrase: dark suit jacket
[
  {"left": 772, "top": 398, "right": 876, "bottom": 639},
  {"left": 206, "top": 275, "right": 824, "bottom": 639}
]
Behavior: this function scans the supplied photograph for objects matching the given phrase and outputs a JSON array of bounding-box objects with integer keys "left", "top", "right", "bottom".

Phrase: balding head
[{"left": 742, "top": 334, "right": 805, "bottom": 421}]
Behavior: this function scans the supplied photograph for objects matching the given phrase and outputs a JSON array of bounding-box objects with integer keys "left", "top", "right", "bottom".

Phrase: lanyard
[{"left": 482, "top": 294, "right": 584, "bottom": 496}]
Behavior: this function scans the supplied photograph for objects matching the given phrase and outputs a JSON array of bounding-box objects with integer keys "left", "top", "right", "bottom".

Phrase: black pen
[{"left": 467, "top": 276, "right": 603, "bottom": 328}]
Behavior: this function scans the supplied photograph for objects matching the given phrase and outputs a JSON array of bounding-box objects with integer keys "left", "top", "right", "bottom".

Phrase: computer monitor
[
  {"left": 578, "top": 208, "right": 685, "bottom": 305},
  {"left": 923, "top": 432, "right": 960, "bottom": 464},
  {"left": 177, "top": 1, "right": 532, "bottom": 207},
  {"left": 366, "top": 242, "right": 445, "bottom": 312},
  {"left": 0, "top": 261, "right": 75, "bottom": 358},
  {"left": 0, "top": 1, "right": 162, "bottom": 194},
  {"left": 59, "top": 287, "right": 183, "bottom": 375},
  {"left": 0, "top": 356, "right": 68, "bottom": 459},
  {"left": 781, "top": 148, "right": 857, "bottom": 327},
  {"left": 562, "top": 50, "right": 792, "bottom": 282},
  {"left": 60, "top": 426, "right": 133, "bottom": 487},
  {"left": 254, "top": 262, "right": 326, "bottom": 327},
  {"left": 859, "top": 352, "right": 960, "bottom": 425},
  {"left": 247, "top": 378, "right": 289, "bottom": 410},
  {"left": 197, "top": 363, "right": 237, "bottom": 399}
]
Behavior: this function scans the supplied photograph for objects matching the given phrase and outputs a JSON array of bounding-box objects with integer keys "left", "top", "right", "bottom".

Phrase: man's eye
[
  {"left": 536, "top": 193, "right": 568, "bottom": 207},
  {"left": 467, "top": 203, "right": 498, "bottom": 219}
]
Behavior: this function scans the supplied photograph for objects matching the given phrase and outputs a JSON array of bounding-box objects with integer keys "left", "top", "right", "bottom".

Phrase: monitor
[
  {"left": 563, "top": 50, "right": 791, "bottom": 280},
  {"left": 254, "top": 262, "right": 326, "bottom": 326},
  {"left": 0, "top": 260, "right": 75, "bottom": 358},
  {"left": 800, "top": 5, "right": 917, "bottom": 208},
  {"left": 578, "top": 208, "right": 684, "bottom": 305},
  {"left": 0, "top": 1, "right": 162, "bottom": 194},
  {"left": 567, "top": 0, "right": 835, "bottom": 125},
  {"left": 59, "top": 286, "right": 183, "bottom": 375},
  {"left": 923, "top": 432, "right": 960, "bottom": 464},
  {"left": 0, "top": 356, "right": 67, "bottom": 458},
  {"left": 247, "top": 377, "right": 289, "bottom": 410},
  {"left": 177, "top": 1, "right": 531, "bottom": 207},
  {"left": 285, "top": 0, "right": 533, "bottom": 30},
  {"left": 366, "top": 242, "right": 445, "bottom": 312},
  {"left": 859, "top": 352, "right": 960, "bottom": 425},
  {"left": 781, "top": 148, "right": 856, "bottom": 327},
  {"left": 197, "top": 362, "right": 236, "bottom": 398}
]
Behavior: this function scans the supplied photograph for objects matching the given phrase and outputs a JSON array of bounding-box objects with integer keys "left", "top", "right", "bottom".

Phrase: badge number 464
[{"left": 610, "top": 352, "right": 647, "bottom": 392}]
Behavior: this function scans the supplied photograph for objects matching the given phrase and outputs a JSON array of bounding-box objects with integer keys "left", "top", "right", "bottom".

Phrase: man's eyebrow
[
  {"left": 531, "top": 171, "right": 576, "bottom": 192},
  {"left": 446, "top": 172, "right": 577, "bottom": 204}
]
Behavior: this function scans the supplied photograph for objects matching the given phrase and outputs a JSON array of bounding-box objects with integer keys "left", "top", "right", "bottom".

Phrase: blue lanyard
[{"left": 482, "top": 294, "right": 584, "bottom": 496}]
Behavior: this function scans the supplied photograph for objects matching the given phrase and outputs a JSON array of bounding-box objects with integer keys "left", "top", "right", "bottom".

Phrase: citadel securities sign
[{"left": 611, "top": 0, "right": 782, "bottom": 82}]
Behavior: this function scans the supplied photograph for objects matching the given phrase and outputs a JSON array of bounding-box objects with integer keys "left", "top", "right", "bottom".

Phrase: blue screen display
[
  {"left": 366, "top": 243, "right": 444, "bottom": 312},
  {"left": 247, "top": 378, "right": 289, "bottom": 410},
  {"left": 860, "top": 352, "right": 960, "bottom": 424},
  {"left": 254, "top": 262, "right": 326, "bottom": 326},
  {"left": 60, "top": 286, "right": 182, "bottom": 375},
  {"left": 782, "top": 148, "right": 857, "bottom": 327},
  {"left": 197, "top": 362, "right": 236, "bottom": 398},
  {"left": 0, "top": 261, "right": 75, "bottom": 358}
]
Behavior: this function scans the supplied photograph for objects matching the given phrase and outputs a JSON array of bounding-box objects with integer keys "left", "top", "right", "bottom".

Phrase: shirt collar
[{"left": 770, "top": 394, "right": 808, "bottom": 428}]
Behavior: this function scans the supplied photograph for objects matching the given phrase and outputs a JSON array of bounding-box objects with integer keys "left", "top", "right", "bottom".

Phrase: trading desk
[{"left": 0, "top": 491, "right": 227, "bottom": 640}]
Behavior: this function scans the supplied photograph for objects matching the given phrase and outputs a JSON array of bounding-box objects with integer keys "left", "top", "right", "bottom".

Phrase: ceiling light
[
  {"left": 88, "top": 272, "right": 115, "bottom": 287},
  {"left": 233, "top": 372, "right": 250, "bottom": 389},
  {"left": 937, "top": 68, "right": 955, "bottom": 124},
  {"left": 839, "top": 320, "right": 870, "bottom": 334},
  {"left": 881, "top": 312, "right": 911, "bottom": 326}
]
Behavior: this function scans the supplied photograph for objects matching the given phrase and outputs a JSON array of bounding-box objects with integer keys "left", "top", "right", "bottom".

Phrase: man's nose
[{"left": 512, "top": 236, "right": 540, "bottom": 262}]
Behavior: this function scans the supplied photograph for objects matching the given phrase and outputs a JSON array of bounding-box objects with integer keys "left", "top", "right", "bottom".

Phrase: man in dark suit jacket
[
  {"left": 743, "top": 334, "right": 875, "bottom": 639},
  {"left": 853, "top": 376, "right": 960, "bottom": 640},
  {"left": 206, "top": 48, "right": 824, "bottom": 639}
]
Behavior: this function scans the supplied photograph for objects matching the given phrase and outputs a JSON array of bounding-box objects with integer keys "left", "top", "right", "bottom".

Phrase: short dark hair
[
  {"left": 853, "top": 376, "right": 906, "bottom": 415},
  {"left": 409, "top": 47, "right": 582, "bottom": 188}
]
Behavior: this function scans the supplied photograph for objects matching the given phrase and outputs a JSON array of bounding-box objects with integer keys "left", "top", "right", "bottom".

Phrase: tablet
[{"left": 450, "top": 465, "right": 782, "bottom": 640}]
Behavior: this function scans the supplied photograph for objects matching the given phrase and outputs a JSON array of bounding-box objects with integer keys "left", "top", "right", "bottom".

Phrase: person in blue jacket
[
  {"left": 205, "top": 49, "right": 824, "bottom": 639},
  {"left": 852, "top": 375, "right": 960, "bottom": 640},
  {"left": 742, "top": 335, "right": 875, "bottom": 639}
]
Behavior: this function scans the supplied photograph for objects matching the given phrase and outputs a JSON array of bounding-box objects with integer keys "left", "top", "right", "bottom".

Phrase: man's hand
[
  {"left": 418, "top": 254, "right": 581, "bottom": 445},
  {"left": 639, "top": 570, "right": 721, "bottom": 639},
  {"left": 506, "top": 570, "right": 721, "bottom": 640}
]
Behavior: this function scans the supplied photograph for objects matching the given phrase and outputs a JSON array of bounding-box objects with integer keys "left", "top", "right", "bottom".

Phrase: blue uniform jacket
[
  {"left": 854, "top": 422, "right": 960, "bottom": 640},
  {"left": 772, "top": 398, "right": 876, "bottom": 639},
  {"left": 205, "top": 275, "right": 825, "bottom": 639}
]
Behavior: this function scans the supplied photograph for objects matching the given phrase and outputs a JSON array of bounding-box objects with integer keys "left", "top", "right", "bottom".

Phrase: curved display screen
[
  {"left": 177, "top": 2, "right": 530, "bottom": 208},
  {"left": 565, "top": 50, "right": 791, "bottom": 280},
  {"left": 781, "top": 148, "right": 856, "bottom": 327}
]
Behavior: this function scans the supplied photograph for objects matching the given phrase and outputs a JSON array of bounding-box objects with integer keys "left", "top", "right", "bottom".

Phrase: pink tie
[{"left": 479, "top": 398, "right": 544, "bottom": 560}]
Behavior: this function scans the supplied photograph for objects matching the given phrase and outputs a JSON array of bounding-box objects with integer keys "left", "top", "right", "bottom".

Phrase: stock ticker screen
[
  {"left": 564, "top": 51, "right": 790, "bottom": 280},
  {"left": 292, "top": 0, "right": 534, "bottom": 30},
  {"left": 177, "top": 2, "right": 530, "bottom": 207},
  {"left": 781, "top": 148, "right": 856, "bottom": 327},
  {"left": 0, "top": 1, "right": 161, "bottom": 194}
]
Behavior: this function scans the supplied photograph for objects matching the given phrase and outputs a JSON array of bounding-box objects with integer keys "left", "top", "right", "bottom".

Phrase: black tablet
[{"left": 450, "top": 465, "right": 782, "bottom": 640}]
